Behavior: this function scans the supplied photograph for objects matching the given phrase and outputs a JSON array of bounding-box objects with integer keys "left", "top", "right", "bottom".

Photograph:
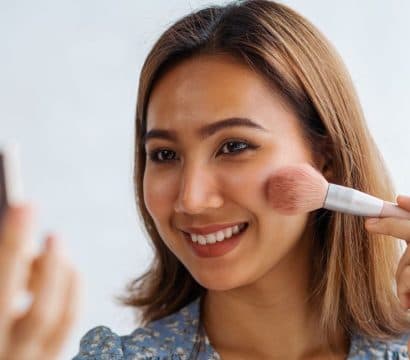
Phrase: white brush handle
[{"left": 323, "top": 184, "right": 410, "bottom": 220}]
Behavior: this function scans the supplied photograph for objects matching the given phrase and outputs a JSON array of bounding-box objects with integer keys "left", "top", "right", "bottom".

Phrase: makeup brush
[{"left": 267, "top": 163, "right": 410, "bottom": 219}]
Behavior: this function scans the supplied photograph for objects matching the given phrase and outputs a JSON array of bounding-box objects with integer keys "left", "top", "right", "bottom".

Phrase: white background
[{"left": 0, "top": 1, "right": 409, "bottom": 358}]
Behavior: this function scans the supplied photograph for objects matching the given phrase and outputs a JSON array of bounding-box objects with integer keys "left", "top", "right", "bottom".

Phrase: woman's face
[{"left": 143, "top": 54, "right": 318, "bottom": 291}]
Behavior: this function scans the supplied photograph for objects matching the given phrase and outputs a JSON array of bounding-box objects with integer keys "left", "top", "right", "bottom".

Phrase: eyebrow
[{"left": 142, "top": 117, "right": 268, "bottom": 146}]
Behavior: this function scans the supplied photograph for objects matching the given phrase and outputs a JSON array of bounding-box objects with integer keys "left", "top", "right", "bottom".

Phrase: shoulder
[
  {"left": 72, "top": 326, "right": 124, "bottom": 359},
  {"left": 72, "top": 297, "right": 203, "bottom": 360},
  {"left": 348, "top": 331, "right": 410, "bottom": 359},
  {"left": 71, "top": 324, "right": 181, "bottom": 359}
]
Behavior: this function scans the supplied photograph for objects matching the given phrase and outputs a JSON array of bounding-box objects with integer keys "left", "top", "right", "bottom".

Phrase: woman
[{"left": 1, "top": 0, "right": 410, "bottom": 359}]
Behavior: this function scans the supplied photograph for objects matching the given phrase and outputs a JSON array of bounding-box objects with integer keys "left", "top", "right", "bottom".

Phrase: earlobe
[
  {"left": 322, "top": 162, "right": 334, "bottom": 183},
  {"left": 315, "top": 154, "right": 333, "bottom": 181},
  {"left": 316, "top": 139, "right": 335, "bottom": 183},
  {"left": 315, "top": 154, "right": 334, "bottom": 183}
]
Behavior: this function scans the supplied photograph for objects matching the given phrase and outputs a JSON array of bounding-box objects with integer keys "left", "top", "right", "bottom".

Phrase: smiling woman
[{"left": 73, "top": 0, "right": 410, "bottom": 359}]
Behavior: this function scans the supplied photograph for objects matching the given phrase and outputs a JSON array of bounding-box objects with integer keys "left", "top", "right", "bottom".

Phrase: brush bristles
[{"left": 267, "top": 163, "right": 329, "bottom": 215}]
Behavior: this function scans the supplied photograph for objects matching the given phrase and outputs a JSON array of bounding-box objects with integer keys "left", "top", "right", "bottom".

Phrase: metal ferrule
[{"left": 323, "top": 183, "right": 383, "bottom": 216}]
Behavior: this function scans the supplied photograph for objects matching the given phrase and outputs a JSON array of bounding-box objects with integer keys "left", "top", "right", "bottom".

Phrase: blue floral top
[{"left": 72, "top": 296, "right": 410, "bottom": 359}]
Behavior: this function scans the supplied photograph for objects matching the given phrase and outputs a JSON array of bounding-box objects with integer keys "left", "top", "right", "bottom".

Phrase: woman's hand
[
  {"left": 364, "top": 195, "right": 410, "bottom": 310},
  {"left": 0, "top": 205, "right": 82, "bottom": 360}
]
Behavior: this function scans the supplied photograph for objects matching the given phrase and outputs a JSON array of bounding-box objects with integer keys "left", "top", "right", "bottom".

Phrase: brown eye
[
  {"left": 147, "top": 139, "right": 258, "bottom": 164},
  {"left": 218, "top": 140, "right": 255, "bottom": 155},
  {"left": 148, "top": 149, "right": 176, "bottom": 163}
]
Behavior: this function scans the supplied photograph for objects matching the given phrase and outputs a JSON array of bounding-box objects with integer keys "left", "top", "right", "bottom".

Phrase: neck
[{"left": 201, "top": 232, "right": 350, "bottom": 359}]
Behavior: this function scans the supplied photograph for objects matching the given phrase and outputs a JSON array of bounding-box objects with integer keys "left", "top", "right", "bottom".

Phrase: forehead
[{"left": 145, "top": 54, "right": 298, "bottom": 136}]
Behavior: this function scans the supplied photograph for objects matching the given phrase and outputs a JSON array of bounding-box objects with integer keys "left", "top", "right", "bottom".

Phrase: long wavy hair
[{"left": 117, "top": 0, "right": 410, "bottom": 355}]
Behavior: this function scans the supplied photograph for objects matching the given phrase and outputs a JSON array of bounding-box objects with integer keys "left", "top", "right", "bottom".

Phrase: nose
[{"left": 173, "top": 163, "right": 224, "bottom": 214}]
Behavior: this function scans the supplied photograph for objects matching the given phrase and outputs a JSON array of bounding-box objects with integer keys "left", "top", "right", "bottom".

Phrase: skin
[
  {"left": 0, "top": 205, "right": 82, "bottom": 359},
  {"left": 0, "top": 54, "right": 407, "bottom": 359},
  {"left": 364, "top": 196, "right": 410, "bottom": 352},
  {"left": 143, "top": 54, "right": 349, "bottom": 359}
]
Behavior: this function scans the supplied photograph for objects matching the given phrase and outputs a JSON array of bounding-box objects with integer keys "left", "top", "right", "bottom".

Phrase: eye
[
  {"left": 148, "top": 148, "right": 177, "bottom": 163},
  {"left": 218, "top": 140, "right": 253, "bottom": 155},
  {"left": 147, "top": 139, "right": 258, "bottom": 163}
]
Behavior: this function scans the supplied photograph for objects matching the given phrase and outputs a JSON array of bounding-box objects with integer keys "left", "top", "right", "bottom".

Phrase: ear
[
  {"left": 321, "top": 160, "right": 334, "bottom": 182},
  {"left": 314, "top": 138, "right": 335, "bottom": 183}
]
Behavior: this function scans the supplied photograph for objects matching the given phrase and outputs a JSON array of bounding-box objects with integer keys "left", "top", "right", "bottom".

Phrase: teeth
[
  {"left": 223, "top": 227, "right": 232, "bottom": 238},
  {"left": 189, "top": 223, "right": 247, "bottom": 245}
]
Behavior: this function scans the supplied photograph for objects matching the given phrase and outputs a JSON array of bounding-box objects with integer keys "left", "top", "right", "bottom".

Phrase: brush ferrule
[{"left": 324, "top": 184, "right": 383, "bottom": 216}]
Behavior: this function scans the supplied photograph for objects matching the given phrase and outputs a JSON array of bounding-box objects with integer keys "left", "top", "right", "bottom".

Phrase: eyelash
[{"left": 147, "top": 139, "right": 258, "bottom": 163}]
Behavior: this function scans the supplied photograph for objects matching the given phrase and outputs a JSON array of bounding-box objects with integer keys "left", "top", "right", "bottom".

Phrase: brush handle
[{"left": 324, "top": 184, "right": 410, "bottom": 220}]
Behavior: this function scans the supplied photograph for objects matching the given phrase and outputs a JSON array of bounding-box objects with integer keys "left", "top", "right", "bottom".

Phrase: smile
[
  {"left": 183, "top": 222, "right": 249, "bottom": 258},
  {"left": 186, "top": 222, "right": 248, "bottom": 244}
]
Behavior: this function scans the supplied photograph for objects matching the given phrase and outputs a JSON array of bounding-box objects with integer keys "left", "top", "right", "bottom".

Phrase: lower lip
[{"left": 183, "top": 223, "right": 248, "bottom": 258}]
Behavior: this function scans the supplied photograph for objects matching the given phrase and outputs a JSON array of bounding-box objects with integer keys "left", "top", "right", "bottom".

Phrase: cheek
[
  {"left": 264, "top": 213, "right": 310, "bottom": 250},
  {"left": 227, "top": 141, "right": 313, "bottom": 202},
  {"left": 219, "top": 151, "right": 305, "bottom": 210},
  {"left": 218, "top": 168, "right": 269, "bottom": 215},
  {"left": 219, "top": 152, "right": 311, "bottom": 257},
  {"left": 143, "top": 168, "right": 177, "bottom": 225},
  {"left": 221, "top": 158, "right": 309, "bottom": 240},
  {"left": 143, "top": 169, "right": 181, "bottom": 254}
]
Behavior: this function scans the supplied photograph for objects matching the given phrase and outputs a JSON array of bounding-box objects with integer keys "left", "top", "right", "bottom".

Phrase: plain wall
[{"left": 0, "top": 1, "right": 409, "bottom": 358}]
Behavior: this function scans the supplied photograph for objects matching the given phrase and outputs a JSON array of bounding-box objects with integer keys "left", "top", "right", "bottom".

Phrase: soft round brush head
[{"left": 267, "top": 163, "right": 329, "bottom": 215}]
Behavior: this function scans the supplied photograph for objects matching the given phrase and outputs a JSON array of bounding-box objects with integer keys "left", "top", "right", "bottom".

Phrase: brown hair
[{"left": 117, "top": 0, "right": 410, "bottom": 352}]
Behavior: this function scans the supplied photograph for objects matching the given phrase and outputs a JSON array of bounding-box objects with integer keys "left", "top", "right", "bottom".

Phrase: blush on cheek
[{"left": 221, "top": 163, "right": 279, "bottom": 208}]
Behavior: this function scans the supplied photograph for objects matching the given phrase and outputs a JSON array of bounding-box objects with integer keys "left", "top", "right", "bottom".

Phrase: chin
[{"left": 189, "top": 267, "right": 250, "bottom": 291}]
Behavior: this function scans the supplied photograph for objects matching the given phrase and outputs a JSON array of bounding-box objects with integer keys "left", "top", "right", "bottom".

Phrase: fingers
[
  {"left": 397, "top": 195, "right": 410, "bottom": 212},
  {"left": 393, "top": 198, "right": 410, "bottom": 309},
  {"left": 369, "top": 215, "right": 410, "bottom": 308},
  {"left": 395, "top": 245, "right": 410, "bottom": 290},
  {"left": 365, "top": 195, "right": 410, "bottom": 309},
  {"left": 0, "top": 205, "right": 82, "bottom": 360},
  {"left": 43, "top": 266, "right": 83, "bottom": 359},
  {"left": 0, "top": 206, "right": 35, "bottom": 344},
  {"left": 396, "top": 264, "right": 410, "bottom": 310},
  {"left": 5, "top": 234, "right": 81, "bottom": 360},
  {"left": 365, "top": 217, "right": 410, "bottom": 243}
]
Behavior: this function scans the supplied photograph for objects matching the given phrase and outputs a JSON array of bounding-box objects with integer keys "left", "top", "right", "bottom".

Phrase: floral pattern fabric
[{"left": 73, "top": 296, "right": 410, "bottom": 359}]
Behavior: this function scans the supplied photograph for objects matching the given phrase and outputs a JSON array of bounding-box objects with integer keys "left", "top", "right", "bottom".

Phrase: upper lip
[{"left": 181, "top": 221, "right": 247, "bottom": 235}]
